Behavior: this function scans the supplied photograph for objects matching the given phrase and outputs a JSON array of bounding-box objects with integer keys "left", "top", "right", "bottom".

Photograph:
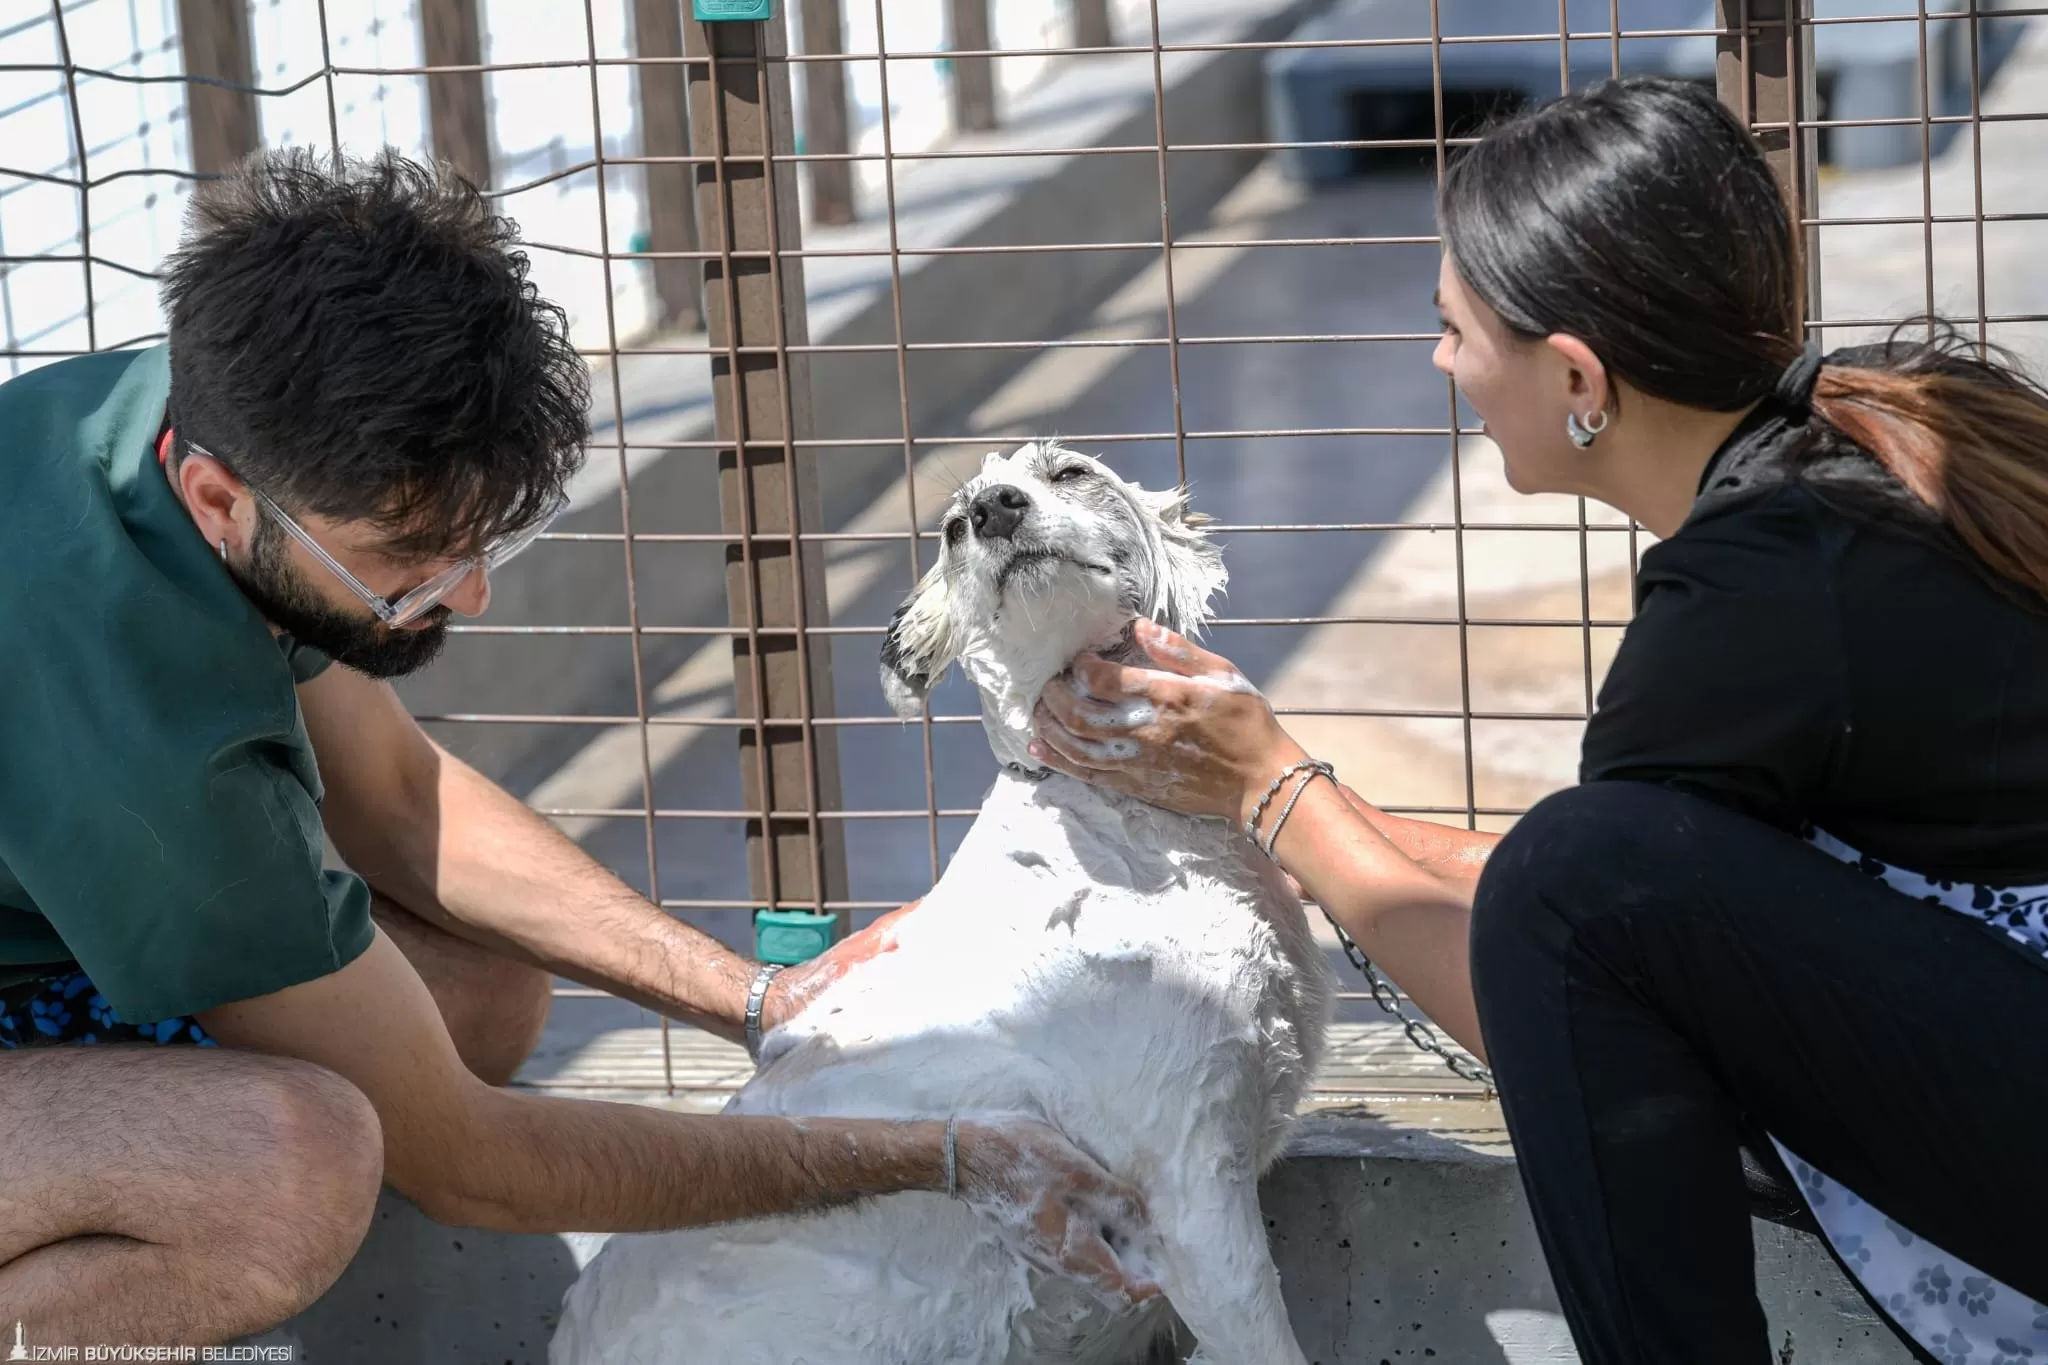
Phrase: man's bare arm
[
  {"left": 200, "top": 932, "right": 938, "bottom": 1231},
  {"left": 195, "top": 935, "right": 1155, "bottom": 1306},
  {"left": 298, "top": 664, "right": 882, "bottom": 1040}
]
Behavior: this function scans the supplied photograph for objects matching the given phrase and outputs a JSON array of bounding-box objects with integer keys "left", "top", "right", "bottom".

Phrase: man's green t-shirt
[{"left": 0, "top": 346, "right": 375, "bottom": 1022}]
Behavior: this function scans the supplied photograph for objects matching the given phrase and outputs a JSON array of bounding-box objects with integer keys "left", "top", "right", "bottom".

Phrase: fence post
[
  {"left": 1072, "top": 0, "right": 1114, "bottom": 49},
  {"left": 421, "top": 0, "right": 492, "bottom": 187},
  {"left": 175, "top": 0, "right": 259, "bottom": 175},
  {"left": 948, "top": 0, "right": 998, "bottom": 133},
  {"left": 685, "top": 14, "right": 850, "bottom": 931},
  {"left": 800, "top": 0, "right": 856, "bottom": 225},
  {"left": 1716, "top": 0, "right": 1819, "bottom": 338},
  {"left": 631, "top": 0, "right": 702, "bottom": 330}
]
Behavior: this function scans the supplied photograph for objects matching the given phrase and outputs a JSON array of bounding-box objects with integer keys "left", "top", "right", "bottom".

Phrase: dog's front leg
[{"left": 1143, "top": 1136, "right": 1311, "bottom": 1365}]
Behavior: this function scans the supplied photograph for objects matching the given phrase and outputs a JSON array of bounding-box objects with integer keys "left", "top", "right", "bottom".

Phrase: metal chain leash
[
  {"left": 1316, "top": 906, "right": 1494, "bottom": 1093},
  {"left": 1249, "top": 759, "right": 1494, "bottom": 1093}
]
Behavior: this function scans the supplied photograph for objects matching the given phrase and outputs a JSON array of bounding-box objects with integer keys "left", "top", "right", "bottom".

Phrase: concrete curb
[{"left": 1267, "top": 1113, "right": 1917, "bottom": 1364}]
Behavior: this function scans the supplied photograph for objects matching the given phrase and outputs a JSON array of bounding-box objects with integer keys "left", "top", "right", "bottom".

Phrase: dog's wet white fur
[{"left": 550, "top": 442, "right": 1332, "bottom": 1365}]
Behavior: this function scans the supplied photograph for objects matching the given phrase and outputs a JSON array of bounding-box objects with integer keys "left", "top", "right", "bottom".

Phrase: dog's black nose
[{"left": 969, "top": 485, "right": 1030, "bottom": 540}]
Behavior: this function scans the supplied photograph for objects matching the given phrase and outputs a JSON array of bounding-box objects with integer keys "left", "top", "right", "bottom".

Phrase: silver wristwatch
[{"left": 745, "top": 962, "right": 783, "bottom": 1063}]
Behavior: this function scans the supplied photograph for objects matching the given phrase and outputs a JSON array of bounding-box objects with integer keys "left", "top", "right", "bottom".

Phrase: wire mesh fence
[{"left": 7, "top": 0, "right": 2042, "bottom": 1100}]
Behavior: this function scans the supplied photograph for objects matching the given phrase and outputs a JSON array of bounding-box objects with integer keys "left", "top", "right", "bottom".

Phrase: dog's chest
[
  {"left": 765, "top": 773, "right": 1322, "bottom": 1092},
  {"left": 924, "top": 775, "right": 1289, "bottom": 972}
]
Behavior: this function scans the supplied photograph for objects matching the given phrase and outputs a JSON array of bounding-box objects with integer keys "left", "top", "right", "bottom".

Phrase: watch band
[{"left": 745, "top": 962, "right": 783, "bottom": 1063}]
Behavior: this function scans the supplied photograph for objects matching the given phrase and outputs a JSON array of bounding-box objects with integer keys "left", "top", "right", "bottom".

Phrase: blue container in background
[
  {"left": 694, "top": 0, "right": 773, "bottom": 20},
  {"left": 754, "top": 909, "right": 836, "bottom": 965}
]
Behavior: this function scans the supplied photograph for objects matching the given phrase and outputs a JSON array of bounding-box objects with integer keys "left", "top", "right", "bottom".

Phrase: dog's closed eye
[{"left": 1050, "top": 465, "right": 1089, "bottom": 483}]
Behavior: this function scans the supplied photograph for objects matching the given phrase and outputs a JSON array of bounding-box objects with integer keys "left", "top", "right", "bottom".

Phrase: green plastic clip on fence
[
  {"left": 754, "top": 909, "right": 836, "bottom": 965},
  {"left": 693, "top": 0, "right": 773, "bottom": 19}
]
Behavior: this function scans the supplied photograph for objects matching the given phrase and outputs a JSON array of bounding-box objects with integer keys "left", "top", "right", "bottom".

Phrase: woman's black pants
[{"left": 1469, "top": 781, "right": 2048, "bottom": 1365}]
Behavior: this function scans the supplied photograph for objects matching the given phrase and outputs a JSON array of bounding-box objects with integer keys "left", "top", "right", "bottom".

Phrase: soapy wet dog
[{"left": 552, "top": 442, "right": 1331, "bottom": 1364}]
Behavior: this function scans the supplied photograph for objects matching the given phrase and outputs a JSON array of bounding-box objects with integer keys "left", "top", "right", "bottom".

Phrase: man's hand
[
  {"left": 954, "top": 1119, "right": 1162, "bottom": 1310},
  {"left": 762, "top": 901, "right": 919, "bottom": 1032}
]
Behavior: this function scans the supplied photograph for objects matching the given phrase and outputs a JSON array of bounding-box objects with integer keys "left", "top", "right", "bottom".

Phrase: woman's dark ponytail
[
  {"left": 1812, "top": 328, "right": 2048, "bottom": 601},
  {"left": 1441, "top": 75, "right": 2048, "bottom": 603}
]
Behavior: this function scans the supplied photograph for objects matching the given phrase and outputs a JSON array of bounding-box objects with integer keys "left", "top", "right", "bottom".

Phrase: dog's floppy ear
[
  {"left": 877, "top": 569, "right": 961, "bottom": 718},
  {"left": 1135, "top": 485, "right": 1227, "bottom": 638}
]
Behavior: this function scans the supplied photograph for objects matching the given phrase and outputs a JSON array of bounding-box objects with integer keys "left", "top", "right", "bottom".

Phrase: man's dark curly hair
[{"left": 160, "top": 147, "right": 589, "bottom": 559}]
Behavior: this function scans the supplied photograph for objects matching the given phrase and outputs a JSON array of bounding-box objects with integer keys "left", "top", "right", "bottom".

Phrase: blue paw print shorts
[{"left": 0, "top": 970, "right": 215, "bottom": 1048}]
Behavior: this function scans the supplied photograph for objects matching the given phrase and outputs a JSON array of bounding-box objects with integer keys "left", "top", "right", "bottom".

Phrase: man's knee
[
  {"left": 257, "top": 1057, "right": 384, "bottom": 1199},
  {"left": 371, "top": 895, "right": 551, "bottom": 1086},
  {"left": 237, "top": 1058, "right": 384, "bottom": 1303},
  {"left": 459, "top": 954, "right": 551, "bottom": 1086},
  {"left": 0, "top": 1050, "right": 383, "bottom": 1334}
]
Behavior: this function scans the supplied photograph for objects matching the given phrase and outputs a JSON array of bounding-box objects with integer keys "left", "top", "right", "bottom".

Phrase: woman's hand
[
  {"left": 1029, "top": 618, "right": 1306, "bottom": 827},
  {"left": 953, "top": 1118, "right": 1162, "bottom": 1310}
]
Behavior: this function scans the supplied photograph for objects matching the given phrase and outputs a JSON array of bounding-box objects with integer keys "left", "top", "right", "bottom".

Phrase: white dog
[{"left": 551, "top": 442, "right": 1332, "bottom": 1364}]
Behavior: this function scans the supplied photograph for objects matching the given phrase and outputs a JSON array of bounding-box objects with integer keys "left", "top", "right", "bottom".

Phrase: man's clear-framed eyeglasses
[{"left": 185, "top": 439, "right": 564, "bottom": 628}]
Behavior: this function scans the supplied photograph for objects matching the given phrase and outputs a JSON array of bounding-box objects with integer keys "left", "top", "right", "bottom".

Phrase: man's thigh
[{"left": 0, "top": 1043, "right": 381, "bottom": 1264}]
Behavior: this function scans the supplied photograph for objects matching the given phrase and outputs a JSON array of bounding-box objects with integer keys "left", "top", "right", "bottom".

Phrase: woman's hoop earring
[{"left": 1565, "top": 408, "right": 1610, "bottom": 449}]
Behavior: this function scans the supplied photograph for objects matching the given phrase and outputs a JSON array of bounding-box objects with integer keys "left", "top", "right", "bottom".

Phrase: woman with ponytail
[{"left": 1026, "top": 76, "right": 2048, "bottom": 1363}]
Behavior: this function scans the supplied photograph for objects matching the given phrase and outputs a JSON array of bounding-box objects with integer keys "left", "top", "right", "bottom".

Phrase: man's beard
[{"left": 229, "top": 517, "right": 453, "bottom": 679}]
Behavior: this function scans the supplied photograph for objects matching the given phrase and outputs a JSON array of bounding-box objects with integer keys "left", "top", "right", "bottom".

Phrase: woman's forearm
[
  {"left": 1336, "top": 786, "right": 1501, "bottom": 896},
  {"left": 1267, "top": 778, "right": 1489, "bottom": 1063}
]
